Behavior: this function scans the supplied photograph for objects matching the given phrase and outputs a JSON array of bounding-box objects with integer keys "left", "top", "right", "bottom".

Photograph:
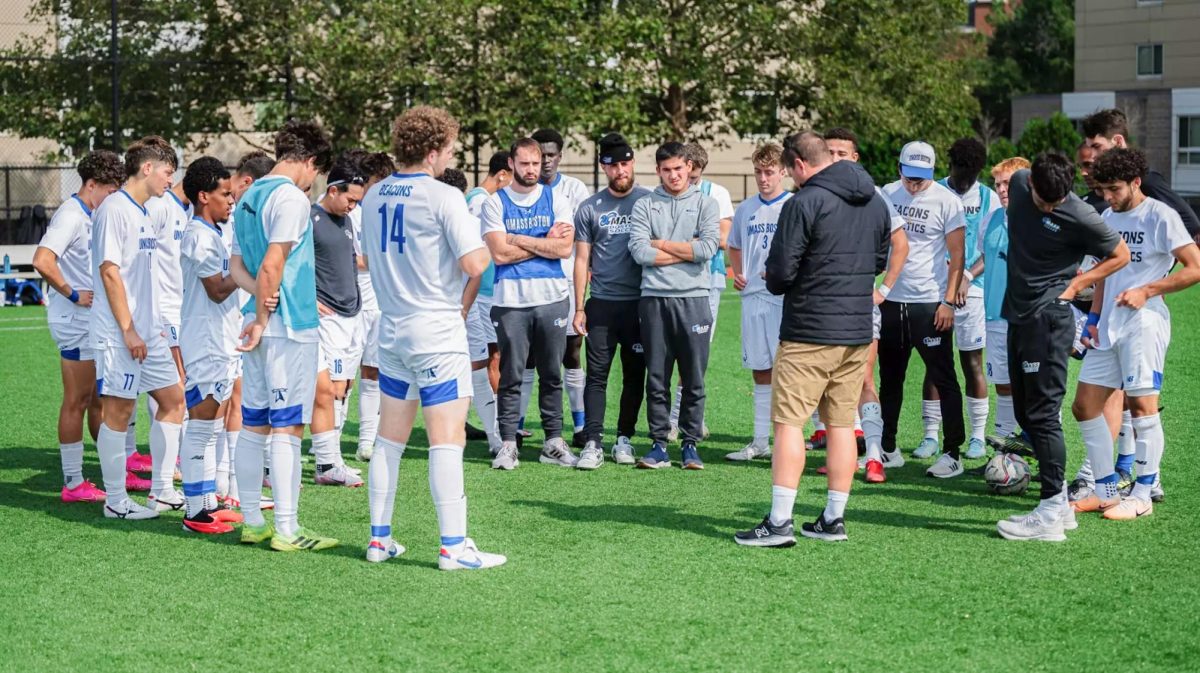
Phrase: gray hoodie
[{"left": 627, "top": 185, "right": 720, "bottom": 298}]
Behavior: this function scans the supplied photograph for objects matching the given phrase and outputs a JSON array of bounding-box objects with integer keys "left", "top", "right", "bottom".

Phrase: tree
[
  {"left": 1016, "top": 112, "right": 1080, "bottom": 159},
  {"left": 978, "top": 0, "right": 1074, "bottom": 135}
]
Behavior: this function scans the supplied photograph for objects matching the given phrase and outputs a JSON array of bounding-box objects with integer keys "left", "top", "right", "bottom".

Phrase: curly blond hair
[{"left": 392, "top": 106, "right": 460, "bottom": 166}]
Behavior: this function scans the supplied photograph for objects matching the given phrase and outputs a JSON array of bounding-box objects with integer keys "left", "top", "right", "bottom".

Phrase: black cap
[{"left": 598, "top": 133, "right": 634, "bottom": 165}]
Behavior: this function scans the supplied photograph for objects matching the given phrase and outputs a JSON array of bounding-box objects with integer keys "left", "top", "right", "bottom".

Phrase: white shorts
[
  {"left": 872, "top": 305, "right": 881, "bottom": 341},
  {"left": 379, "top": 350, "right": 472, "bottom": 407},
  {"left": 241, "top": 337, "right": 318, "bottom": 428},
  {"left": 164, "top": 320, "right": 181, "bottom": 348},
  {"left": 985, "top": 320, "right": 1009, "bottom": 385},
  {"left": 96, "top": 339, "right": 180, "bottom": 399},
  {"left": 954, "top": 293, "right": 985, "bottom": 352},
  {"left": 359, "top": 308, "right": 381, "bottom": 369},
  {"left": 50, "top": 316, "right": 94, "bottom": 362},
  {"left": 740, "top": 293, "right": 782, "bottom": 371},
  {"left": 1078, "top": 310, "right": 1170, "bottom": 397},
  {"left": 1071, "top": 305, "right": 1088, "bottom": 354},
  {"left": 319, "top": 311, "right": 364, "bottom": 381},
  {"left": 183, "top": 363, "right": 236, "bottom": 409},
  {"left": 467, "top": 295, "right": 497, "bottom": 362}
]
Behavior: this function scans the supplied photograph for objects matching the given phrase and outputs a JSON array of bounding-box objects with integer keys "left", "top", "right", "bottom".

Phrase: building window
[
  {"left": 1180, "top": 116, "right": 1200, "bottom": 166},
  {"left": 1137, "top": 44, "right": 1163, "bottom": 77}
]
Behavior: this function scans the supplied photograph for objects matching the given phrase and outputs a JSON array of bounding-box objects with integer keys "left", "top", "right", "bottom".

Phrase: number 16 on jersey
[{"left": 379, "top": 203, "right": 406, "bottom": 253}]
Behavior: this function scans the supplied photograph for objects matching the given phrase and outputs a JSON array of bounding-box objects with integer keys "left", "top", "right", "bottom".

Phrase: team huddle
[{"left": 31, "top": 105, "right": 1200, "bottom": 565}]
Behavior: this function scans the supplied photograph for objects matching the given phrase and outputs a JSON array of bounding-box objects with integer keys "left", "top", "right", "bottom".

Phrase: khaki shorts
[{"left": 772, "top": 341, "right": 869, "bottom": 428}]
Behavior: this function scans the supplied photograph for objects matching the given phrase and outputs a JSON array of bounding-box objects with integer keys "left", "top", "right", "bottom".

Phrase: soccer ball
[{"left": 984, "top": 453, "right": 1031, "bottom": 495}]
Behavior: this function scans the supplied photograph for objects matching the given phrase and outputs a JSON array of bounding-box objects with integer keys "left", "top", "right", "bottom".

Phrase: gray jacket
[{"left": 627, "top": 185, "right": 720, "bottom": 298}]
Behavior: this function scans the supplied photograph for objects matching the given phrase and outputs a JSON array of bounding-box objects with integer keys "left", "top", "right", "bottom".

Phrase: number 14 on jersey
[{"left": 379, "top": 203, "right": 406, "bottom": 253}]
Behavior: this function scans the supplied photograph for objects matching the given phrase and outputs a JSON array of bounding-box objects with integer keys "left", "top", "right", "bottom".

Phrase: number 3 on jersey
[{"left": 379, "top": 203, "right": 406, "bottom": 253}]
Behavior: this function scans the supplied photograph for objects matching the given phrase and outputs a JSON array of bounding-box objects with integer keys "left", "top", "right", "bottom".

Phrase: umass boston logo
[{"left": 599, "top": 211, "right": 632, "bottom": 235}]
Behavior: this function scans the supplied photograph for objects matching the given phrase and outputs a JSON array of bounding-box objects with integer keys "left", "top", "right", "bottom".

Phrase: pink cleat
[
  {"left": 61, "top": 480, "right": 106, "bottom": 503},
  {"left": 125, "top": 471, "right": 152, "bottom": 492},
  {"left": 126, "top": 452, "right": 153, "bottom": 473}
]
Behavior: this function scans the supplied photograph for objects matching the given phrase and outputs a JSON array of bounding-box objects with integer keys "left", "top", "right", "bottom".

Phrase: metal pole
[{"left": 109, "top": 0, "right": 120, "bottom": 150}]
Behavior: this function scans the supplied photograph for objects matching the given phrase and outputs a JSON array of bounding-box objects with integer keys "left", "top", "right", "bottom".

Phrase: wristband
[
  {"left": 877, "top": 285, "right": 891, "bottom": 299},
  {"left": 1086, "top": 312, "right": 1100, "bottom": 327},
  {"left": 67, "top": 290, "right": 79, "bottom": 303},
  {"left": 940, "top": 300, "right": 956, "bottom": 308},
  {"left": 962, "top": 270, "right": 974, "bottom": 283}
]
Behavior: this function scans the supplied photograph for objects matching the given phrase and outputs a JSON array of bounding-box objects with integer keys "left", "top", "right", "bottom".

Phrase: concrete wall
[{"left": 1076, "top": 0, "right": 1200, "bottom": 92}]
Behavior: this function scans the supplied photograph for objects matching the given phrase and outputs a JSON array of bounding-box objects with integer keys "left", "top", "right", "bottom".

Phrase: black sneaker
[
  {"left": 800, "top": 514, "right": 848, "bottom": 542},
  {"left": 465, "top": 423, "right": 487, "bottom": 441},
  {"left": 734, "top": 515, "right": 795, "bottom": 547}
]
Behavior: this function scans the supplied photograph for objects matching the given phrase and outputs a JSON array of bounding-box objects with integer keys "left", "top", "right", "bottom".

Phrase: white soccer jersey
[
  {"left": 361, "top": 172, "right": 485, "bottom": 348},
  {"left": 180, "top": 217, "right": 240, "bottom": 368},
  {"left": 549, "top": 173, "right": 590, "bottom": 280},
  {"left": 145, "top": 191, "right": 189, "bottom": 326},
  {"left": 1096, "top": 197, "right": 1192, "bottom": 349},
  {"left": 38, "top": 195, "right": 94, "bottom": 324},
  {"left": 219, "top": 215, "right": 251, "bottom": 312},
  {"left": 882, "top": 180, "right": 965, "bottom": 303},
  {"left": 348, "top": 203, "right": 378, "bottom": 312},
  {"left": 727, "top": 191, "right": 793, "bottom": 301},
  {"left": 90, "top": 190, "right": 161, "bottom": 348}
]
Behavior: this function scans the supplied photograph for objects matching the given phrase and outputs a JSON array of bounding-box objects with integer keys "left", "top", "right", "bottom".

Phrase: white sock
[
  {"left": 1118, "top": 409, "right": 1136, "bottom": 459},
  {"left": 269, "top": 433, "right": 302, "bottom": 537},
  {"left": 234, "top": 431, "right": 268, "bottom": 527},
  {"left": 471, "top": 368, "right": 501, "bottom": 451},
  {"left": 334, "top": 396, "right": 348, "bottom": 433},
  {"left": 147, "top": 395, "right": 159, "bottom": 423},
  {"left": 125, "top": 417, "right": 137, "bottom": 456},
  {"left": 368, "top": 437, "right": 405, "bottom": 542},
  {"left": 565, "top": 368, "right": 586, "bottom": 431},
  {"left": 215, "top": 427, "right": 229, "bottom": 497},
  {"left": 824, "top": 489, "right": 849, "bottom": 521},
  {"left": 203, "top": 419, "right": 221, "bottom": 511},
  {"left": 967, "top": 396, "right": 989, "bottom": 442},
  {"left": 752, "top": 384, "right": 771, "bottom": 446},
  {"left": 181, "top": 419, "right": 218, "bottom": 517},
  {"left": 853, "top": 411, "right": 862, "bottom": 432},
  {"left": 1075, "top": 456, "right": 1094, "bottom": 484},
  {"left": 429, "top": 444, "right": 467, "bottom": 553},
  {"left": 811, "top": 410, "right": 825, "bottom": 433},
  {"left": 922, "top": 400, "right": 941, "bottom": 440},
  {"left": 61, "top": 441, "right": 84, "bottom": 488},
  {"left": 769, "top": 484, "right": 796, "bottom": 526},
  {"left": 518, "top": 369, "right": 536, "bottom": 427},
  {"left": 860, "top": 402, "right": 884, "bottom": 462},
  {"left": 358, "top": 378, "right": 380, "bottom": 452},
  {"left": 97, "top": 423, "right": 128, "bottom": 506},
  {"left": 994, "top": 394, "right": 1016, "bottom": 437},
  {"left": 150, "top": 418, "right": 182, "bottom": 494},
  {"left": 225, "top": 430, "right": 240, "bottom": 500},
  {"left": 670, "top": 384, "right": 682, "bottom": 427},
  {"left": 1079, "top": 415, "right": 1115, "bottom": 498},
  {"left": 1131, "top": 414, "right": 1163, "bottom": 501},
  {"left": 311, "top": 430, "right": 340, "bottom": 468}
]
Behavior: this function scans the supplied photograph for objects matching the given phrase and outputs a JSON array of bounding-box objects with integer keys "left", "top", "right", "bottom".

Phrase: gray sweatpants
[
  {"left": 639, "top": 296, "right": 712, "bottom": 444},
  {"left": 492, "top": 298, "right": 569, "bottom": 442}
]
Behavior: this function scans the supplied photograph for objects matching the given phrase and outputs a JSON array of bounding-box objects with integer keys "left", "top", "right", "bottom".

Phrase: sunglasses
[{"left": 326, "top": 175, "right": 366, "bottom": 189}]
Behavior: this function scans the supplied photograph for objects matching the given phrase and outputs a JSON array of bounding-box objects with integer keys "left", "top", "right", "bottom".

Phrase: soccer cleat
[
  {"left": 808, "top": 429, "right": 827, "bottom": 450},
  {"left": 800, "top": 514, "right": 848, "bottom": 542},
  {"left": 734, "top": 516, "right": 796, "bottom": 547},
  {"left": 314, "top": 464, "right": 364, "bottom": 487},
  {"left": 864, "top": 459, "right": 886, "bottom": 483},
  {"left": 491, "top": 442, "right": 520, "bottom": 470},
  {"left": 270, "top": 527, "right": 339, "bottom": 552},
  {"left": 1151, "top": 478, "right": 1164, "bottom": 503},
  {"left": 240, "top": 522, "right": 274, "bottom": 545},
  {"left": 681, "top": 442, "right": 704, "bottom": 470},
  {"left": 464, "top": 423, "right": 487, "bottom": 441},
  {"left": 1116, "top": 468, "right": 1134, "bottom": 497},
  {"left": 855, "top": 429, "right": 866, "bottom": 453},
  {"left": 926, "top": 453, "right": 963, "bottom": 479},
  {"left": 986, "top": 432, "right": 1034, "bottom": 458},
  {"left": 125, "top": 471, "right": 151, "bottom": 492},
  {"left": 996, "top": 512, "right": 1065, "bottom": 542},
  {"left": 223, "top": 494, "right": 274, "bottom": 510},
  {"left": 103, "top": 498, "right": 160, "bottom": 520},
  {"left": 182, "top": 512, "right": 235, "bottom": 535},
  {"left": 61, "top": 480, "right": 106, "bottom": 503},
  {"left": 1067, "top": 478, "right": 1095, "bottom": 503},
  {"left": 1102, "top": 497, "right": 1153, "bottom": 521},
  {"left": 356, "top": 444, "right": 374, "bottom": 462},
  {"left": 726, "top": 442, "right": 770, "bottom": 461},
  {"left": 1072, "top": 492, "right": 1120, "bottom": 513},
  {"left": 210, "top": 507, "right": 244, "bottom": 524},
  {"left": 816, "top": 465, "right": 828, "bottom": 475},
  {"left": 611, "top": 436, "right": 637, "bottom": 465},
  {"left": 913, "top": 437, "right": 939, "bottom": 459},
  {"left": 636, "top": 442, "right": 671, "bottom": 469},
  {"left": 881, "top": 449, "right": 905, "bottom": 469},
  {"left": 964, "top": 438, "right": 986, "bottom": 460},
  {"left": 666, "top": 425, "right": 680, "bottom": 443},
  {"left": 125, "top": 451, "right": 152, "bottom": 473},
  {"left": 516, "top": 427, "right": 533, "bottom": 439},
  {"left": 438, "top": 538, "right": 507, "bottom": 571},
  {"left": 366, "top": 539, "right": 406, "bottom": 563},
  {"left": 147, "top": 489, "right": 185, "bottom": 512},
  {"left": 576, "top": 441, "right": 604, "bottom": 470},
  {"left": 539, "top": 437, "right": 578, "bottom": 467}
]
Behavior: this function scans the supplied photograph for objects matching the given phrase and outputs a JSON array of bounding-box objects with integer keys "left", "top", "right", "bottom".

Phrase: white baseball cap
[{"left": 899, "top": 141, "right": 936, "bottom": 180}]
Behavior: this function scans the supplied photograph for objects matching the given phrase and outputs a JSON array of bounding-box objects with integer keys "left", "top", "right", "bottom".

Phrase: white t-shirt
[
  {"left": 1097, "top": 197, "right": 1192, "bottom": 349},
  {"left": 728, "top": 190, "right": 793, "bottom": 302},
  {"left": 219, "top": 214, "right": 251, "bottom": 312},
  {"left": 145, "top": 191, "right": 189, "bottom": 326},
  {"left": 548, "top": 173, "right": 591, "bottom": 282},
  {"left": 347, "top": 203, "right": 378, "bottom": 312},
  {"left": 180, "top": 217, "right": 240, "bottom": 368},
  {"left": 882, "top": 180, "right": 966, "bottom": 303},
  {"left": 705, "top": 180, "right": 736, "bottom": 288},
  {"left": 480, "top": 184, "right": 574, "bottom": 308},
  {"left": 230, "top": 176, "right": 317, "bottom": 342},
  {"left": 38, "top": 195, "right": 94, "bottom": 324},
  {"left": 90, "top": 190, "right": 161, "bottom": 348},
  {"left": 361, "top": 172, "right": 485, "bottom": 351}
]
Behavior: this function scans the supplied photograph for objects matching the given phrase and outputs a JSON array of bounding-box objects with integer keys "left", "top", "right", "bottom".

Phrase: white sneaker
[
  {"left": 366, "top": 539, "right": 406, "bottom": 563},
  {"left": 438, "top": 538, "right": 507, "bottom": 571},
  {"left": 314, "top": 464, "right": 364, "bottom": 487},
  {"left": 577, "top": 441, "right": 604, "bottom": 470},
  {"left": 539, "top": 437, "right": 578, "bottom": 467},
  {"left": 104, "top": 497, "right": 160, "bottom": 520},
  {"left": 1062, "top": 502, "right": 1078, "bottom": 531},
  {"left": 356, "top": 444, "right": 374, "bottom": 462},
  {"left": 666, "top": 425, "right": 680, "bottom": 443},
  {"left": 881, "top": 449, "right": 906, "bottom": 469},
  {"left": 996, "top": 511, "right": 1066, "bottom": 542},
  {"left": 148, "top": 489, "right": 185, "bottom": 512},
  {"left": 926, "top": 453, "right": 963, "bottom": 479},
  {"left": 611, "top": 436, "right": 637, "bottom": 465},
  {"left": 488, "top": 440, "right": 503, "bottom": 457},
  {"left": 491, "top": 442, "right": 519, "bottom": 470},
  {"left": 726, "top": 442, "right": 771, "bottom": 461},
  {"left": 964, "top": 437, "right": 986, "bottom": 459},
  {"left": 913, "top": 437, "right": 939, "bottom": 459}
]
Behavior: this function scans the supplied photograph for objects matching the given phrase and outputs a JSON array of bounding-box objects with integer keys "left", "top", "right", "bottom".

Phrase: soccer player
[
  {"left": 177, "top": 157, "right": 244, "bottom": 533},
  {"left": 360, "top": 106, "right": 505, "bottom": 569},
  {"left": 723, "top": 142, "right": 792, "bottom": 462},
  {"left": 482, "top": 138, "right": 577, "bottom": 469},
  {"left": 879, "top": 141, "right": 968, "bottom": 478},
  {"left": 628, "top": 142, "right": 720, "bottom": 470},
  {"left": 231, "top": 119, "right": 338, "bottom": 551},
  {"left": 572, "top": 132, "right": 651, "bottom": 469},
  {"left": 821, "top": 128, "right": 910, "bottom": 483},
  {"left": 1076, "top": 143, "right": 1107, "bottom": 213},
  {"left": 1070, "top": 148, "right": 1199, "bottom": 521},
  {"left": 33, "top": 150, "right": 123, "bottom": 502},
  {"left": 310, "top": 153, "right": 366, "bottom": 487},
  {"left": 90, "top": 135, "right": 186, "bottom": 520},
  {"left": 995, "top": 153, "right": 1128, "bottom": 542},
  {"left": 733, "top": 132, "right": 892, "bottom": 546}
]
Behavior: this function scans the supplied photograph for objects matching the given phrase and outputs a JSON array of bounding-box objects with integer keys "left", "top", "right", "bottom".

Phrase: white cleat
[
  {"left": 926, "top": 453, "right": 963, "bottom": 479},
  {"left": 147, "top": 489, "right": 185, "bottom": 512},
  {"left": 365, "top": 539, "right": 406, "bottom": 563},
  {"left": 611, "top": 436, "right": 637, "bottom": 465},
  {"left": 438, "top": 538, "right": 507, "bottom": 571},
  {"left": 726, "top": 442, "right": 771, "bottom": 461},
  {"left": 104, "top": 497, "right": 160, "bottom": 520},
  {"left": 314, "top": 464, "right": 364, "bottom": 487},
  {"left": 997, "top": 512, "right": 1066, "bottom": 542}
]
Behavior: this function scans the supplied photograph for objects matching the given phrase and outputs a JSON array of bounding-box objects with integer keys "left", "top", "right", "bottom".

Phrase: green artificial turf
[{"left": 1, "top": 290, "right": 1198, "bottom": 672}]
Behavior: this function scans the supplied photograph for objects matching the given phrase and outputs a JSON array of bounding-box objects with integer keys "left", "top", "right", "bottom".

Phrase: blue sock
[
  {"left": 572, "top": 410, "right": 585, "bottom": 429},
  {"left": 1115, "top": 452, "right": 1135, "bottom": 472},
  {"left": 517, "top": 417, "right": 525, "bottom": 430}
]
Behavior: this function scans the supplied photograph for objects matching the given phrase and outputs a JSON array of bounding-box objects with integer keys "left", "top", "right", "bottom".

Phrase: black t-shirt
[
  {"left": 1002, "top": 170, "right": 1121, "bottom": 324},
  {"left": 1083, "top": 190, "right": 1107, "bottom": 214},
  {"left": 311, "top": 204, "right": 361, "bottom": 317}
]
